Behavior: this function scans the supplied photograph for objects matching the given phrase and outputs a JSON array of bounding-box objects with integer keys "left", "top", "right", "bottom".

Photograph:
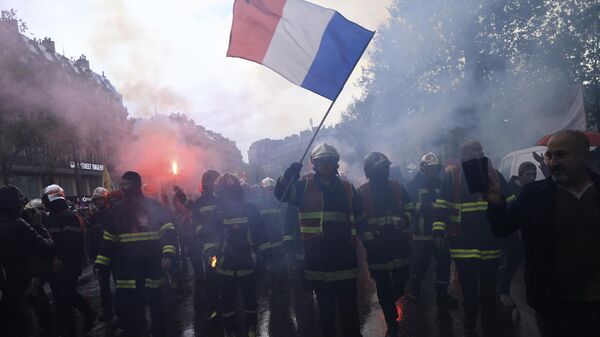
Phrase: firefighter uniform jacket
[
  {"left": 191, "top": 194, "right": 218, "bottom": 242},
  {"left": 94, "top": 197, "right": 177, "bottom": 290},
  {"left": 87, "top": 208, "right": 109, "bottom": 260},
  {"left": 190, "top": 195, "right": 218, "bottom": 259},
  {"left": 407, "top": 173, "right": 441, "bottom": 241},
  {"left": 357, "top": 180, "right": 414, "bottom": 271},
  {"left": 0, "top": 217, "right": 54, "bottom": 295},
  {"left": 275, "top": 173, "right": 365, "bottom": 282},
  {"left": 433, "top": 166, "right": 514, "bottom": 260},
  {"left": 203, "top": 199, "right": 271, "bottom": 277},
  {"left": 283, "top": 204, "right": 304, "bottom": 260},
  {"left": 45, "top": 205, "right": 86, "bottom": 275},
  {"left": 256, "top": 193, "right": 286, "bottom": 250}
]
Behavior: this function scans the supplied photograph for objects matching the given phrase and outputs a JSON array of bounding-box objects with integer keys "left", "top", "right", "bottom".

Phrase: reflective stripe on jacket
[
  {"left": 433, "top": 165, "right": 513, "bottom": 259},
  {"left": 358, "top": 180, "right": 413, "bottom": 270}
]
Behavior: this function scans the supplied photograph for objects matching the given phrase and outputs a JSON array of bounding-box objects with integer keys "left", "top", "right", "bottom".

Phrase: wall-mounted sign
[{"left": 70, "top": 162, "right": 104, "bottom": 171}]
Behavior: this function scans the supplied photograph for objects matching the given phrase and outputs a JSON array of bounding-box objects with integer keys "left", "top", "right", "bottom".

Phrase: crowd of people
[{"left": 1, "top": 130, "right": 599, "bottom": 337}]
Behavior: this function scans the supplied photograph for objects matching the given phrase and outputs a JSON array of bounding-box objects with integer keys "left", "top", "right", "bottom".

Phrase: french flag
[{"left": 227, "top": 0, "right": 374, "bottom": 101}]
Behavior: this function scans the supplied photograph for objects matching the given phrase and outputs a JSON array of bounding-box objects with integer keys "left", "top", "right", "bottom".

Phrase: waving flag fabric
[{"left": 227, "top": 0, "right": 374, "bottom": 100}]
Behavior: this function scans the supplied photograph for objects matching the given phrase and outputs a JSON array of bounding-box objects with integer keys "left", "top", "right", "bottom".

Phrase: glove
[{"left": 284, "top": 162, "right": 303, "bottom": 181}]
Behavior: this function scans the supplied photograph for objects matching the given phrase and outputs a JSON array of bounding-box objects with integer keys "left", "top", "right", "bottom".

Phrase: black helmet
[
  {"left": 363, "top": 152, "right": 391, "bottom": 178},
  {"left": 214, "top": 172, "right": 244, "bottom": 198}
]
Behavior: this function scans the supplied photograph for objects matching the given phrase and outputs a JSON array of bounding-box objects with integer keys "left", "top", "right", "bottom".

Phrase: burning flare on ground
[{"left": 210, "top": 256, "right": 217, "bottom": 268}]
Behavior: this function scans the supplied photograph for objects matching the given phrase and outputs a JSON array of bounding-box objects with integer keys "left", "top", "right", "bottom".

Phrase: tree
[{"left": 343, "top": 0, "right": 599, "bottom": 161}]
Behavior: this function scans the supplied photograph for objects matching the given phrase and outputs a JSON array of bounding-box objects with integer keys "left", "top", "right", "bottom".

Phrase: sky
[{"left": 3, "top": 0, "right": 392, "bottom": 160}]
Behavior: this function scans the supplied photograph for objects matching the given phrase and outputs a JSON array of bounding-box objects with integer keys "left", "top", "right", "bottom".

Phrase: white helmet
[
  {"left": 92, "top": 187, "right": 109, "bottom": 199},
  {"left": 310, "top": 143, "right": 340, "bottom": 162},
  {"left": 42, "top": 184, "right": 65, "bottom": 203},
  {"left": 260, "top": 177, "right": 276, "bottom": 188},
  {"left": 419, "top": 152, "right": 441, "bottom": 173},
  {"left": 25, "top": 198, "right": 45, "bottom": 210}
]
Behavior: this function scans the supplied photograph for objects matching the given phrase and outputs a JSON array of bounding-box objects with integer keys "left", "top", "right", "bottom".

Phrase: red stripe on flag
[{"left": 227, "top": 0, "right": 287, "bottom": 63}]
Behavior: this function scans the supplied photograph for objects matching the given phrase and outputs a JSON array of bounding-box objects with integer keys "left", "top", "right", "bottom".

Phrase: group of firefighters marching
[{"left": 1, "top": 139, "right": 526, "bottom": 337}]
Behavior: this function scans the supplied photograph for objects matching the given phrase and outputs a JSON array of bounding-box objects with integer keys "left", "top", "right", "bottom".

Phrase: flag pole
[
  {"left": 299, "top": 98, "right": 337, "bottom": 164},
  {"left": 276, "top": 97, "right": 338, "bottom": 209}
]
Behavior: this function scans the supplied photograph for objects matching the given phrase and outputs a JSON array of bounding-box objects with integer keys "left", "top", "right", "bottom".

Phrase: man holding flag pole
[{"left": 227, "top": 0, "right": 374, "bottom": 336}]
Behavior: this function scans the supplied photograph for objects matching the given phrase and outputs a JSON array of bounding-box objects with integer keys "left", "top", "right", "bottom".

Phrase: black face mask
[
  {"left": 122, "top": 186, "right": 143, "bottom": 200},
  {"left": 369, "top": 166, "right": 390, "bottom": 182}
]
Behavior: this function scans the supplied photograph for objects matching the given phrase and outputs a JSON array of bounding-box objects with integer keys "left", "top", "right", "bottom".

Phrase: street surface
[{"left": 71, "top": 254, "right": 540, "bottom": 337}]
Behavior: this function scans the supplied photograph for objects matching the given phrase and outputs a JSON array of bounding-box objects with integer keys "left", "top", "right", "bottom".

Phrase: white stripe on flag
[{"left": 262, "top": 0, "right": 335, "bottom": 85}]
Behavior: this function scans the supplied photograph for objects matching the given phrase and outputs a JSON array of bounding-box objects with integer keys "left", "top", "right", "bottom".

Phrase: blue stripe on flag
[{"left": 301, "top": 12, "right": 374, "bottom": 100}]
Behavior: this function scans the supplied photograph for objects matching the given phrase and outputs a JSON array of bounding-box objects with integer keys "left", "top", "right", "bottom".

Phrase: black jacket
[
  {"left": 407, "top": 172, "right": 441, "bottom": 240},
  {"left": 487, "top": 171, "right": 600, "bottom": 309},
  {"left": 45, "top": 201, "right": 86, "bottom": 274},
  {"left": 0, "top": 215, "right": 54, "bottom": 296}
]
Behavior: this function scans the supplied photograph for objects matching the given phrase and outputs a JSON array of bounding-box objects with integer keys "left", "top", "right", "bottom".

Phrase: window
[
  {"left": 7, "top": 175, "right": 41, "bottom": 199},
  {"left": 57, "top": 176, "right": 76, "bottom": 196}
]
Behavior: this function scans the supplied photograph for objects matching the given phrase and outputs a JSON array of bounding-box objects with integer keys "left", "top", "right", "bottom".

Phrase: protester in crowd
[{"left": 486, "top": 130, "right": 600, "bottom": 337}]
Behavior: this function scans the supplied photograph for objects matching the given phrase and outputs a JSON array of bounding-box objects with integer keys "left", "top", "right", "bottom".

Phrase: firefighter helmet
[
  {"left": 202, "top": 170, "right": 220, "bottom": 185},
  {"left": 310, "top": 143, "right": 340, "bottom": 162},
  {"left": 42, "top": 184, "right": 65, "bottom": 203},
  {"left": 25, "top": 198, "right": 45, "bottom": 210},
  {"left": 419, "top": 152, "right": 441, "bottom": 173},
  {"left": 260, "top": 177, "right": 276, "bottom": 188},
  {"left": 363, "top": 152, "right": 391, "bottom": 175},
  {"left": 92, "top": 187, "right": 109, "bottom": 199},
  {"left": 214, "top": 172, "right": 243, "bottom": 197}
]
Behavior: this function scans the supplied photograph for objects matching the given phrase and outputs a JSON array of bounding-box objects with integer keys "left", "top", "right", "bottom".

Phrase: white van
[{"left": 497, "top": 146, "right": 547, "bottom": 181}]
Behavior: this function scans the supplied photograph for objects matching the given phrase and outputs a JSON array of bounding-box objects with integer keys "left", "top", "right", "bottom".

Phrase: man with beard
[
  {"left": 43, "top": 184, "right": 96, "bottom": 337},
  {"left": 486, "top": 130, "right": 600, "bottom": 337},
  {"left": 0, "top": 185, "right": 54, "bottom": 337},
  {"left": 94, "top": 171, "right": 178, "bottom": 337}
]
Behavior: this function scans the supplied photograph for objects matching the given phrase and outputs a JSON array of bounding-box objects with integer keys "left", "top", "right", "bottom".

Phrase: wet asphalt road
[{"left": 75, "top": 256, "right": 540, "bottom": 337}]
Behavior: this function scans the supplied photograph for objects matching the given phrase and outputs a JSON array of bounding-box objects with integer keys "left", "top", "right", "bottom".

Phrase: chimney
[
  {"left": 41, "top": 37, "right": 55, "bottom": 53},
  {"left": 0, "top": 19, "right": 19, "bottom": 35},
  {"left": 75, "top": 54, "right": 90, "bottom": 72}
]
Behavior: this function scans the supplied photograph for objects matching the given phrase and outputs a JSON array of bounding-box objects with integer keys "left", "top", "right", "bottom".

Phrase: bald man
[{"left": 486, "top": 130, "right": 600, "bottom": 337}]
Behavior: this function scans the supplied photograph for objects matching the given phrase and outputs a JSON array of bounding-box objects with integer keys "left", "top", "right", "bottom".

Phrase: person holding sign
[{"left": 433, "top": 140, "right": 512, "bottom": 337}]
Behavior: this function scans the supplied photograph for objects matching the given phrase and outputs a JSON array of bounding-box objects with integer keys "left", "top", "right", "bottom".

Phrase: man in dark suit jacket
[{"left": 486, "top": 130, "right": 600, "bottom": 337}]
